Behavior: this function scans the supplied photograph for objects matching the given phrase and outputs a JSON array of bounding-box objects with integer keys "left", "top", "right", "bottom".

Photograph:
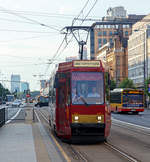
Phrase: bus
[
  {"left": 6, "top": 95, "right": 15, "bottom": 102},
  {"left": 110, "top": 88, "right": 144, "bottom": 114},
  {"left": 49, "top": 60, "right": 111, "bottom": 142}
]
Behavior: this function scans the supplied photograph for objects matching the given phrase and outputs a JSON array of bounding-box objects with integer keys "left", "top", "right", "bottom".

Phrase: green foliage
[
  {"left": 0, "top": 83, "right": 11, "bottom": 100},
  {"left": 110, "top": 80, "right": 116, "bottom": 90},
  {"left": 145, "top": 77, "right": 150, "bottom": 97},
  {"left": 118, "top": 78, "right": 135, "bottom": 89}
]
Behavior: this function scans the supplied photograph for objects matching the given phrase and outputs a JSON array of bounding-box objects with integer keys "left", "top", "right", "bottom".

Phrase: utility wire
[
  {"left": 0, "top": 29, "right": 58, "bottom": 33},
  {"left": 0, "top": 34, "right": 58, "bottom": 43},
  {"left": 0, "top": 6, "right": 60, "bottom": 31},
  {"left": 44, "top": 0, "right": 92, "bottom": 75}
]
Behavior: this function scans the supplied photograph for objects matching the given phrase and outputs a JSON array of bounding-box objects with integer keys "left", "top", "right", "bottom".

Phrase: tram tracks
[
  {"left": 36, "top": 108, "right": 140, "bottom": 162},
  {"left": 36, "top": 109, "right": 90, "bottom": 162}
]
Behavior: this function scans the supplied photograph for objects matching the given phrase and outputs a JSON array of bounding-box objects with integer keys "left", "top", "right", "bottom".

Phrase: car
[{"left": 12, "top": 100, "right": 22, "bottom": 107}]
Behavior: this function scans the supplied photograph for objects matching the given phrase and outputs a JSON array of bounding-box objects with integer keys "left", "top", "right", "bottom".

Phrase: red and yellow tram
[{"left": 49, "top": 60, "right": 111, "bottom": 142}]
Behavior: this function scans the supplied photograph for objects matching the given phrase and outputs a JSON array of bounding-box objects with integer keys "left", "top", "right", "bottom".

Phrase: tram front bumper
[{"left": 71, "top": 123, "right": 105, "bottom": 136}]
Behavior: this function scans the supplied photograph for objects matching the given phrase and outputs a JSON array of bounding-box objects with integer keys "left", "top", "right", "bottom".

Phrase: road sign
[{"left": 26, "top": 94, "right": 30, "bottom": 98}]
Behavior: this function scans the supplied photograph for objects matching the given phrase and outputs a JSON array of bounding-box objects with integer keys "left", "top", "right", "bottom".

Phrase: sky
[{"left": 0, "top": 0, "right": 149, "bottom": 91}]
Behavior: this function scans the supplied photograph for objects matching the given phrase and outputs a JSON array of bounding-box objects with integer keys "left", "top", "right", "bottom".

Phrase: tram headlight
[
  {"left": 74, "top": 116, "right": 79, "bottom": 121},
  {"left": 97, "top": 116, "right": 102, "bottom": 121}
]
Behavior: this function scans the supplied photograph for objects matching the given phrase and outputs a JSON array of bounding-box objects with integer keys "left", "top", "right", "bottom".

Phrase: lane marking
[
  {"left": 5, "top": 108, "right": 22, "bottom": 124},
  {"left": 112, "top": 117, "right": 150, "bottom": 131},
  {"left": 35, "top": 110, "right": 71, "bottom": 162}
]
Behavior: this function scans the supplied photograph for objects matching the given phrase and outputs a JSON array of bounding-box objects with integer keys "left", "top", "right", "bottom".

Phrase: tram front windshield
[{"left": 72, "top": 72, "right": 104, "bottom": 105}]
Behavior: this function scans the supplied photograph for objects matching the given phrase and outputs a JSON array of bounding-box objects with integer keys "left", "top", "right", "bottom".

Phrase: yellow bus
[{"left": 110, "top": 88, "right": 144, "bottom": 114}]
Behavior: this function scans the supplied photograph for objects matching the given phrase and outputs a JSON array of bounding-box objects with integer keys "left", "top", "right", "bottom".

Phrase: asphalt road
[{"left": 112, "top": 109, "right": 150, "bottom": 128}]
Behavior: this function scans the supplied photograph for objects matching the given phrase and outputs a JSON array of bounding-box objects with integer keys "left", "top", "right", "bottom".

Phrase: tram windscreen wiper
[{"left": 80, "top": 96, "right": 88, "bottom": 106}]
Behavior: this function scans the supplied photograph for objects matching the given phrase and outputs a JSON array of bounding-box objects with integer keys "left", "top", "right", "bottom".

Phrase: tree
[
  {"left": 118, "top": 78, "right": 135, "bottom": 89},
  {"left": 0, "top": 83, "right": 10, "bottom": 100},
  {"left": 110, "top": 80, "right": 116, "bottom": 90}
]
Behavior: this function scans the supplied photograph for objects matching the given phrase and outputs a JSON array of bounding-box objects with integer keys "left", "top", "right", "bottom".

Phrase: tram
[
  {"left": 49, "top": 60, "right": 111, "bottom": 142},
  {"left": 110, "top": 88, "right": 144, "bottom": 114}
]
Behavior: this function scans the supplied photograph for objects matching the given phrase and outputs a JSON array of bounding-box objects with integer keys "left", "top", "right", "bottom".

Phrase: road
[{"left": 112, "top": 109, "right": 150, "bottom": 128}]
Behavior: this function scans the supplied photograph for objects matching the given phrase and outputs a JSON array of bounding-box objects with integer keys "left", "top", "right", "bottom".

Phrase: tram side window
[
  {"left": 58, "top": 84, "right": 65, "bottom": 107},
  {"left": 110, "top": 92, "right": 121, "bottom": 103}
]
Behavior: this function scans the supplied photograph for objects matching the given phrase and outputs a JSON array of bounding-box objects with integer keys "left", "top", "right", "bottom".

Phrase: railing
[{"left": 0, "top": 107, "right": 5, "bottom": 127}]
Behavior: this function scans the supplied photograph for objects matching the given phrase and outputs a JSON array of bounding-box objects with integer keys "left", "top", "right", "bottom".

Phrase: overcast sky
[{"left": 0, "top": 0, "right": 149, "bottom": 91}]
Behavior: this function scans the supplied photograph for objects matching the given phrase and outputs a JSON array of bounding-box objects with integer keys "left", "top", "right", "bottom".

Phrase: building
[
  {"left": 11, "top": 74, "right": 21, "bottom": 93},
  {"left": 105, "top": 6, "right": 127, "bottom": 20},
  {"left": 106, "top": 37, "right": 128, "bottom": 84},
  {"left": 90, "top": 6, "right": 145, "bottom": 60},
  {"left": 128, "top": 14, "right": 150, "bottom": 87},
  {"left": 90, "top": 21, "right": 132, "bottom": 60},
  {"left": 21, "top": 82, "right": 29, "bottom": 92},
  {"left": 66, "top": 56, "right": 78, "bottom": 62},
  {"left": 95, "top": 43, "right": 110, "bottom": 67}
]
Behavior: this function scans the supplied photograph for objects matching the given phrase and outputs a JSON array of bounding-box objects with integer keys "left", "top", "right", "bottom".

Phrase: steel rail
[{"left": 104, "top": 142, "right": 139, "bottom": 162}]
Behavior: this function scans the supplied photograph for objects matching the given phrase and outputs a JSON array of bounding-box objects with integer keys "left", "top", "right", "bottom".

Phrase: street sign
[{"left": 26, "top": 94, "right": 30, "bottom": 98}]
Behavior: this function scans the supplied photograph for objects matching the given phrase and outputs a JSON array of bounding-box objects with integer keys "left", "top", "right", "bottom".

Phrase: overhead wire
[
  {"left": 0, "top": 29, "right": 58, "bottom": 34},
  {"left": 43, "top": 0, "right": 91, "bottom": 75},
  {"left": 0, "top": 6, "right": 60, "bottom": 31}
]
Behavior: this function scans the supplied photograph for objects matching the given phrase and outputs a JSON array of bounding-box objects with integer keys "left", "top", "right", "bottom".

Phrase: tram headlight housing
[
  {"left": 97, "top": 116, "right": 102, "bottom": 121},
  {"left": 74, "top": 116, "right": 79, "bottom": 121}
]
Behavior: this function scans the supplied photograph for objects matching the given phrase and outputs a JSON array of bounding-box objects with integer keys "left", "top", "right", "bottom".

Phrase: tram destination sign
[{"left": 73, "top": 60, "right": 100, "bottom": 67}]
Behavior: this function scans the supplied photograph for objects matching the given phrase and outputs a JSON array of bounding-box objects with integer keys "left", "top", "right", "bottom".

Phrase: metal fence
[
  {"left": 0, "top": 108, "right": 5, "bottom": 127},
  {"left": 5, "top": 105, "right": 34, "bottom": 122}
]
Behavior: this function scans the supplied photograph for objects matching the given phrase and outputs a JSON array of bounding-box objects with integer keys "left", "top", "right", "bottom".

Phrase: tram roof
[{"left": 57, "top": 60, "right": 104, "bottom": 72}]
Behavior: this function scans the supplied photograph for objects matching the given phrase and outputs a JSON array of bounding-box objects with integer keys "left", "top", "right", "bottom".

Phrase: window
[
  {"left": 109, "top": 31, "right": 113, "bottom": 36},
  {"left": 72, "top": 72, "right": 104, "bottom": 105},
  {"left": 109, "top": 38, "right": 113, "bottom": 43},
  {"left": 114, "top": 31, "right": 118, "bottom": 35},
  {"left": 125, "top": 31, "right": 128, "bottom": 36},
  {"left": 110, "top": 92, "right": 121, "bottom": 103},
  {"left": 103, "top": 31, "right": 107, "bottom": 36},
  {"left": 147, "top": 29, "right": 150, "bottom": 38},
  {"left": 98, "top": 38, "right": 102, "bottom": 48},
  {"left": 98, "top": 31, "right": 102, "bottom": 36},
  {"left": 103, "top": 38, "right": 107, "bottom": 45}
]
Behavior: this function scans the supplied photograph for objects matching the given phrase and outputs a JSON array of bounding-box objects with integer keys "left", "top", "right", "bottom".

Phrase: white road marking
[
  {"left": 112, "top": 117, "right": 150, "bottom": 130},
  {"left": 5, "top": 108, "right": 22, "bottom": 124}
]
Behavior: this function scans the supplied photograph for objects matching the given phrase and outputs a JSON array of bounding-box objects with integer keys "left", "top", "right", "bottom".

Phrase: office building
[
  {"left": 11, "top": 74, "right": 21, "bottom": 93},
  {"left": 128, "top": 14, "right": 150, "bottom": 87},
  {"left": 21, "top": 82, "right": 29, "bottom": 92}
]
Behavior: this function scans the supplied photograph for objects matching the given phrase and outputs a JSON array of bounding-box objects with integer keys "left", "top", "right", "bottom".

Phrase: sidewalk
[
  {"left": 0, "top": 123, "right": 37, "bottom": 162},
  {"left": 0, "top": 106, "right": 67, "bottom": 162}
]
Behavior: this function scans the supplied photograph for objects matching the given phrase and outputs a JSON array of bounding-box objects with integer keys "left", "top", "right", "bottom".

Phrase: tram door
[{"left": 58, "top": 81, "right": 66, "bottom": 134}]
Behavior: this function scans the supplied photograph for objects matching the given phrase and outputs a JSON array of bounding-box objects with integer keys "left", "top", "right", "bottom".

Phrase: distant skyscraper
[
  {"left": 11, "top": 74, "right": 21, "bottom": 93},
  {"left": 21, "top": 82, "right": 29, "bottom": 92}
]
